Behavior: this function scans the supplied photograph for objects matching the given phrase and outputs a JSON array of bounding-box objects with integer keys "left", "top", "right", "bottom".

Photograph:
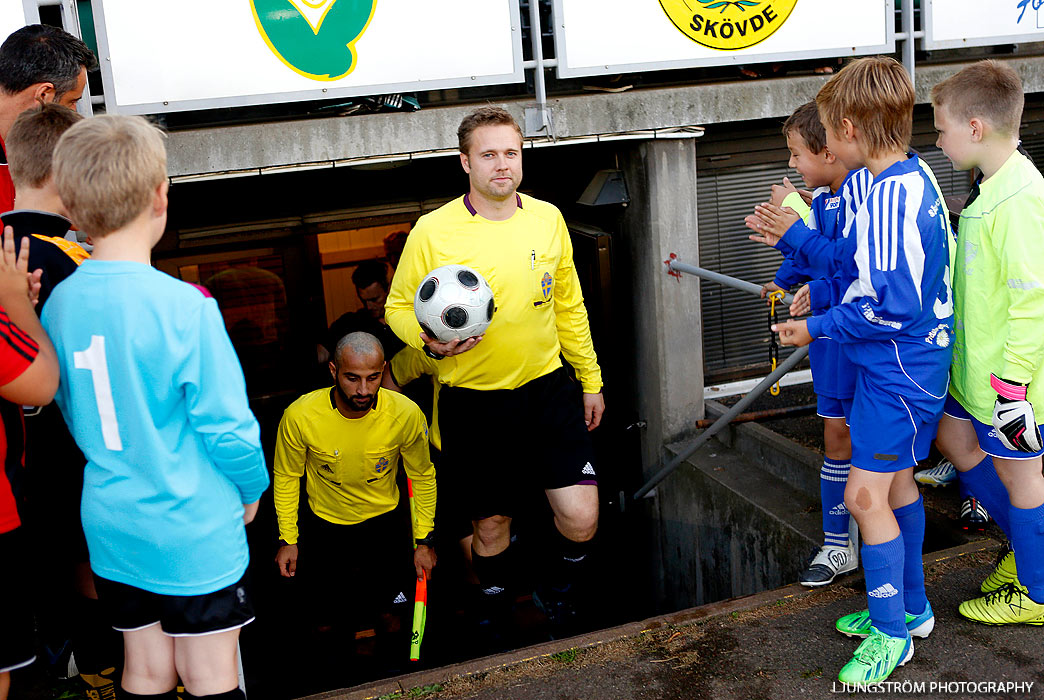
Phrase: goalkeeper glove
[{"left": 991, "top": 374, "right": 1043, "bottom": 453}]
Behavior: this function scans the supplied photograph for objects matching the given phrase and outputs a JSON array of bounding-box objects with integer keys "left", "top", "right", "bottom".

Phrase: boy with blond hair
[
  {"left": 41, "top": 115, "right": 269, "bottom": 700},
  {"left": 930, "top": 60, "right": 1044, "bottom": 625},
  {"left": 749, "top": 101, "right": 865, "bottom": 587},
  {"left": 772, "top": 56, "right": 954, "bottom": 684}
]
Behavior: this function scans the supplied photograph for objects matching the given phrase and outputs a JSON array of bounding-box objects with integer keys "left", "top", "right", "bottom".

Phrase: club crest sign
[
  {"left": 250, "top": 0, "right": 378, "bottom": 80},
  {"left": 658, "top": 0, "right": 798, "bottom": 51}
]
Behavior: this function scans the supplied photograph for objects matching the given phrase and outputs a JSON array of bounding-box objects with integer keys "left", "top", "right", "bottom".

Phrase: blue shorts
[
  {"left": 943, "top": 394, "right": 1044, "bottom": 460},
  {"left": 817, "top": 395, "right": 853, "bottom": 420},
  {"left": 849, "top": 380, "right": 941, "bottom": 472}
]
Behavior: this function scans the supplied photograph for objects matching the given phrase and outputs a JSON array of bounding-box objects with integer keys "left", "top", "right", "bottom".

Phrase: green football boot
[
  {"left": 959, "top": 582, "right": 1044, "bottom": 625},
  {"left": 981, "top": 549, "right": 1019, "bottom": 593},
  {"left": 838, "top": 626, "right": 913, "bottom": 685},
  {"left": 835, "top": 601, "right": 935, "bottom": 639}
]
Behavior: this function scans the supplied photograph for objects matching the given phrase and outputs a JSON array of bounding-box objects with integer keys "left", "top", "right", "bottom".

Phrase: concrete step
[
  {"left": 702, "top": 397, "right": 979, "bottom": 554},
  {"left": 705, "top": 398, "right": 823, "bottom": 499},
  {"left": 652, "top": 437, "right": 822, "bottom": 609}
]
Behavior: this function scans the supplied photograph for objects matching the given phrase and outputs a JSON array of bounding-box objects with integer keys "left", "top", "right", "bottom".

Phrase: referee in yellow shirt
[
  {"left": 273, "top": 332, "right": 436, "bottom": 642},
  {"left": 385, "top": 106, "right": 604, "bottom": 635}
]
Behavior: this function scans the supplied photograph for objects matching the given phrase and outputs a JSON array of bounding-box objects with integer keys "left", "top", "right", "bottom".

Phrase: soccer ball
[{"left": 414, "top": 264, "right": 495, "bottom": 342}]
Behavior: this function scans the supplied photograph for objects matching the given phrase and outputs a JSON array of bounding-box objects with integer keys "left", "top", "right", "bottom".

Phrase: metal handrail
[{"left": 632, "top": 258, "right": 810, "bottom": 500}]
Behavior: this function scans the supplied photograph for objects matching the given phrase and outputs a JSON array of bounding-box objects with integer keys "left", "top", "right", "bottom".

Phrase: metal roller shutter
[
  {"left": 697, "top": 161, "right": 800, "bottom": 381},
  {"left": 917, "top": 146, "right": 973, "bottom": 200}
]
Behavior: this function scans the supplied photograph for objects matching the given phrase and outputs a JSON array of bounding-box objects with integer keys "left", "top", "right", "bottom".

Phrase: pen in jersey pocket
[{"left": 531, "top": 249, "right": 535, "bottom": 270}]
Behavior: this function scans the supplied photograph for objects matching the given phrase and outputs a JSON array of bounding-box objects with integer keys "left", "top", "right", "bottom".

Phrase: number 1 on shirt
[{"left": 74, "top": 335, "right": 123, "bottom": 451}]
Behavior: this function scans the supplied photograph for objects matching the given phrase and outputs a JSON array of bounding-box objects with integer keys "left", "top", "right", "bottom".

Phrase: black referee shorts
[
  {"left": 297, "top": 505, "right": 417, "bottom": 628},
  {"left": 438, "top": 366, "right": 597, "bottom": 521}
]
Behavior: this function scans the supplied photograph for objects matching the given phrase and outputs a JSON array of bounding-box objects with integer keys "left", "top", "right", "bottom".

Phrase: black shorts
[
  {"left": 438, "top": 366, "right": 597, "bottom": 520},
  {"left": 23, "top": 402, "right": 89, "bottom": 563},
  {"left": 93, "top": 572, "right": 255, "bottom": 636},
  {"left": 298, "top": 505, "right": 416, "bottom": 626},
  {"left": 0, "top": 528, "right": 36, "bottom": 673}
]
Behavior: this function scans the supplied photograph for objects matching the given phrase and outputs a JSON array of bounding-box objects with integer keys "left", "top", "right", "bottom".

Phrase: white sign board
[
  {"left": 923, "top": 0, "right": 1044, "bottom": 50},
  {"left": 93, "top": 0, "right": 523, "bottom": 115},
  {"left": 0, "top": 4, "right": 27, "bottom": 45},
  {"left": 553, "top": 0, "right": 893, "bottom": 78}
]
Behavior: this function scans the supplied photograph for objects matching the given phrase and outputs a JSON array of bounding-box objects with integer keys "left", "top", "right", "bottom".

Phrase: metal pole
[
  {"left": 633, "top": 345, "right": 809, "bottom": 500},
  {"left": 694, "top": 403, "right": 816, "bottom": 429},
  {"left": 901, "top": 0, "right": 915, "bottom": 89},
  {"left": 524, "top": 0, "right": 551, "bottom": 137},
  {"left": 667, "top": 258, "right": 795, "bottom": 306}
]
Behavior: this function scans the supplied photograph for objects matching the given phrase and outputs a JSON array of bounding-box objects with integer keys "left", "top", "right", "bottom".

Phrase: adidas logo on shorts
[
  {"left": 581, "top": 462, "right": 596, "bottom": 476},
  {"left": 867, "top": 583, "right": 899, "bottom": 599},
  {"left": 392, "top": 591, "right": 408, "bottom": 604}
]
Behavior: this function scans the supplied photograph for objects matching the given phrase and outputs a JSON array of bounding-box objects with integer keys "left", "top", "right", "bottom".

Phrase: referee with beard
[{"left": 273, "top": 332, "right": 436, "bottom": 664}]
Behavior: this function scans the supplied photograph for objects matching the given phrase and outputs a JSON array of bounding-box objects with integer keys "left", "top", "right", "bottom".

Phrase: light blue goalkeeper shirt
[{"left": 42, "top": 260, "right": 269, "bottom": 595}]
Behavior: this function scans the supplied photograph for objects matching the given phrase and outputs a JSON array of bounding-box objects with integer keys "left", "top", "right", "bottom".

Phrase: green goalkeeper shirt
[{"left": 950, "top": 149, "right": 1044, "bottom": 424}]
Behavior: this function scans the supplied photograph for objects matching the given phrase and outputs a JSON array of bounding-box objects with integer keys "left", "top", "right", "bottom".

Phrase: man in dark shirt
[{"left": 325, "top": 260, "right": 405, "bottom": 361}]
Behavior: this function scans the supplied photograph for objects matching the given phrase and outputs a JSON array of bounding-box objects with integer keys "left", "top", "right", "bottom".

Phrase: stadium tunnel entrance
[
  {"left": 150, "top": 101, "right": 1044, "bottom": 696},
  {"left": 157, "top": 139, "right": 665, "bottom": 697}
]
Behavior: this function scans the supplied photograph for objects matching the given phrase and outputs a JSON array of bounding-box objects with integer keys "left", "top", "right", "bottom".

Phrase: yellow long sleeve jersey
[
  {"left": 273, "top": 387, "right": 436, "bottom": 544},
  {"left": 389, "top": 346, "right": 443, "bottom": 451},
  {"left": 386, "top": 193, "right": 603, "bottom": 393}
]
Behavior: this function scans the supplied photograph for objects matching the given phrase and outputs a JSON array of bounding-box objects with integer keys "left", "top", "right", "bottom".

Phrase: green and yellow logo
[
  {"left": 250, "top": 0, "right": 378, "bottom": 81},
  {"left": 659, "top": 0, "right": 797, "bottom": 51}
]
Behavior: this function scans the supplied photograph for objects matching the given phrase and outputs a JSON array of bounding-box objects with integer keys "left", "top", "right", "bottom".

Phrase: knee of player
[
  {"left": 126, "top": 659, "right": 178, "bottom": 690},
  {"left": 843, "top": 483, "right": 879, "bottom": 515},
  {"left": 557, "top": 505, "right": 599, "bottom": 540},
  {"left": 473, "top": 515, "right": 511, "bottom": 545},
  {"left": 822, "top": 422, "right": 851, "bottom": 453}
]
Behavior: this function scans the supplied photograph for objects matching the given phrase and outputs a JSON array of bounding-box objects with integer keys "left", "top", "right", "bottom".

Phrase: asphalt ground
[{"left": 331, "top": 540, "right": 1044, "bottom": 700}]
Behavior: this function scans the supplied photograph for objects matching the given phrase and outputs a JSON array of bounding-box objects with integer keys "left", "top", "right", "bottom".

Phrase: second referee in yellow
[{"left": 273, "top": 332, "right": 436, "bottom": 654}]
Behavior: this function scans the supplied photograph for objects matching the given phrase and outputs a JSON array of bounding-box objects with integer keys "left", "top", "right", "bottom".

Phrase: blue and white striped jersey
[
  {"left": 806, "top": 155, "right": 954, "bottom": 407},
  {"left": 773, "top": 185, "right": 833, "bottom": 290},
  {"left": 772, "top": 169, "right": 872, "bottom": 399},
  {"left": 42, "top": 260, "right": 269, "bottom": 595},
  {"left": 776, "top": 168, "right": 874, "bottom": 285}
]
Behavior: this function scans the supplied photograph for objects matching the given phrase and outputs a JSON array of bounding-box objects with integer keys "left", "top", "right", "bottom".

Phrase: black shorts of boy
[
  {"left": 0, "top": 528, "right": 36, "bottom": 673},
  {"left": 24, "top": 402, "right": 89, "bottom": 563},
  {"left": 93, "top": 571, "right": 255, "bottom": 636},
  {"left": 297, "top": 503, "right": 416, "bottom": 629},
  {"left": 438, "top": 366, "right": 597, "bottom": 521}
]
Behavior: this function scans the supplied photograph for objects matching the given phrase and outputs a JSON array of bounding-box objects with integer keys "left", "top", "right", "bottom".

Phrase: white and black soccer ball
[{"left": 414, "top": 264, "right": 495, "bottom": 342}]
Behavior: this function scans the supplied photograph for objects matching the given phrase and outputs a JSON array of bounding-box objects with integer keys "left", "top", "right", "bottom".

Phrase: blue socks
[
  {"left": 957, "top": 456, "right": 1011, "bottom": 537},
  {"left": 893, "top": 497, "right": 928, "bottom": 615},
  {"left": 862, "top": 535, "right": 907, "bottom": 638},
  {"left": 1009, "top": 503, "right": 1044, "bottom": 603},
  {"left": 821, "top": 458, "right": 851, "bottom": 547}
]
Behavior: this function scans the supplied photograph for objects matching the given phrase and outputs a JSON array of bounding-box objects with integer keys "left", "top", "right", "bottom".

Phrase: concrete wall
[
  {"left": 655, "top": 448, "right": 819, "bottom": 609},
  {"left": 165, "top": 56, "right": 1044, "bottom": 178},
  {"left": 619, "top": 139, "right": 704, "bottom": 473}
]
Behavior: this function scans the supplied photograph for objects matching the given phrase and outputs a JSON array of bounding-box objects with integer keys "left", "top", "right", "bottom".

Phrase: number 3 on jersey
[{"left": 74, "top": 335, "right": 123, "bottom": 451}]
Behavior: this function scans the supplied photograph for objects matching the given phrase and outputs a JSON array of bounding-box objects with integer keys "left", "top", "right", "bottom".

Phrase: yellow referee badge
[{"left": 659, "top": 0, "right": 797, "bottom": 51}]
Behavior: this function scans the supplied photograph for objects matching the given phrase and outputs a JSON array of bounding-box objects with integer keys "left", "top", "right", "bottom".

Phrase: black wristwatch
[
  {"left": 415, "top": 533, "right": 435, "bottom": 547},
  {"left": 423, "top": 345, "right": 445, "bottom": 361}
]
